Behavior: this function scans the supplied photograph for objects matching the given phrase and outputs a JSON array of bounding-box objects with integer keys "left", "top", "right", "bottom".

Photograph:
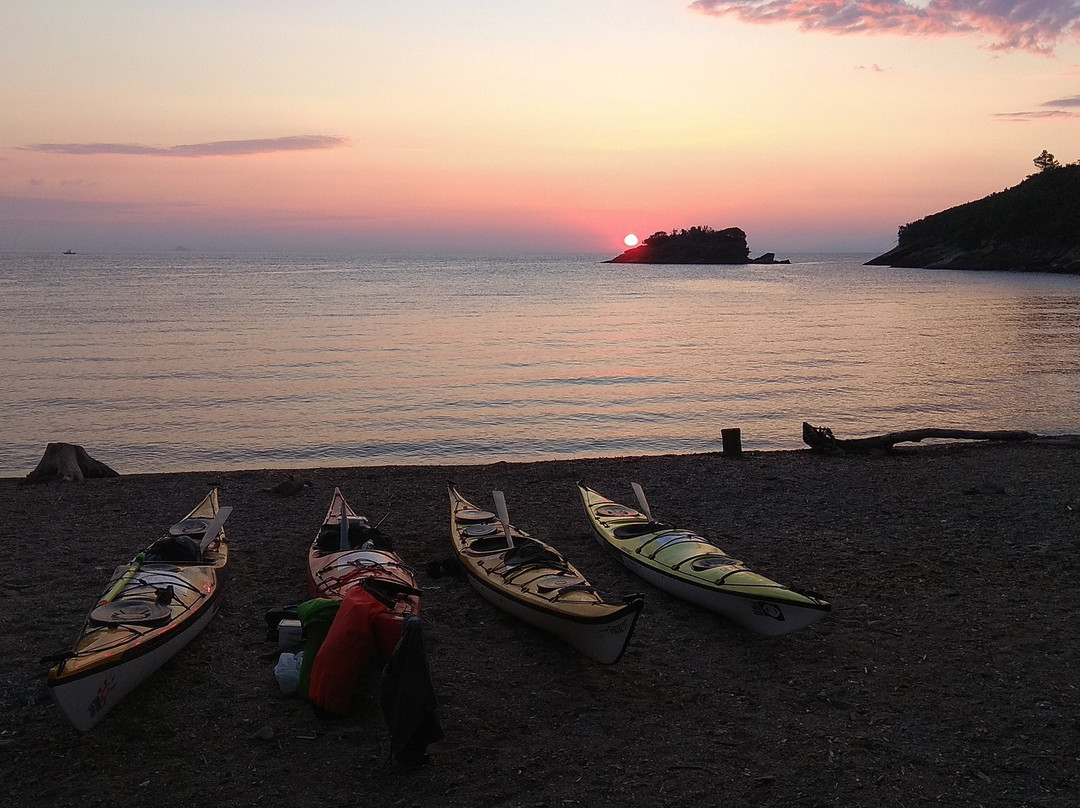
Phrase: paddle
[
  {"left": 492, "top": 490, "right": 515, "bottom": 548},
  {"left": 97, "top": 553, "right": 146, "bottom": 606},
  {"left": 197, "top": 505, "right": 234, "bottom": 554},
  {"left": 97, "top": 503, "right": 232, "bottom": 606},
  {"left": 339, "top": 500, "right": 351, "bottom": 552},
  {"left": 631, "top": 483, "right": 653, "bottom": 522}
]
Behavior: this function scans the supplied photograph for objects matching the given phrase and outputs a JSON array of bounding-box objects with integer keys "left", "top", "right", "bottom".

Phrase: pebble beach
[{"left": 2, "top": 443, "right": 1078, "bottom": 807}]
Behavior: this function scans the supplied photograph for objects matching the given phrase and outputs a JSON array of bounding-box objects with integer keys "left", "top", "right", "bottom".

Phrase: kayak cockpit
[{"left": 611, "top": 521, "right": 670, "bottom": 539}]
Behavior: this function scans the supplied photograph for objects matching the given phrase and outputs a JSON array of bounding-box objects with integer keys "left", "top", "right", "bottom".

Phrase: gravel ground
[{"left": 2, "top": 443, "right": 1078, "bottom": 807}]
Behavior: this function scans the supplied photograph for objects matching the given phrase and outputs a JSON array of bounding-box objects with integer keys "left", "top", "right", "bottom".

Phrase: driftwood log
[
  {"left": 802, "top": 423, "right": 1040, "bottom": 455},
  {"left": 23, "top": 442, "right": 120, "bottom": 484}
]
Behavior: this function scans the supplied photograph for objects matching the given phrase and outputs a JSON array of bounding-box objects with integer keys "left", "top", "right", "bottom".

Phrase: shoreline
[
  {"left": 3, "top": 442, "right": 1078, "bottom": 806},
  {"left": 1, "top": 442, "right": 779, "bottom": 482},
  {"left": 4, "top": 445, "right": 784, "bottom": 485}
]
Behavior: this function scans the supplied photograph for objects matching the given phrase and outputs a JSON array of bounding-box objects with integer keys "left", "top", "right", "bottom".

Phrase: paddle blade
[
  {"left": 492, "top": 490, "right": 514, "bottom": 547},
  {"left": 630, "top": 483, "right": 652, "bottom": 521},
  {"left": 198, "top": 505, "right": 234, "bottom": 553}
]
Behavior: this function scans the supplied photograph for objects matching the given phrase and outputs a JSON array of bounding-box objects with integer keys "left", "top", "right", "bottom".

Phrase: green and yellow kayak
[{"left": 578, "top": 482, "right": 830, "bottom": 636}]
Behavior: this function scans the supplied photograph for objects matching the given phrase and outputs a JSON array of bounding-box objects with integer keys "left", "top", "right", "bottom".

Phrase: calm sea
[{"left": 1, "top": 251, "right": 1078, "bottom": 476}]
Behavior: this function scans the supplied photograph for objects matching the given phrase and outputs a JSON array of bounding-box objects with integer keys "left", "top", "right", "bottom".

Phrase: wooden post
[{"left": 721, "top": 428, "right": 742, "bottom": 457}]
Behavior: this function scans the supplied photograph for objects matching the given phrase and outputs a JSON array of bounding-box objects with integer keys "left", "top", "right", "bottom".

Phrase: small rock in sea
[{"left": 252, "top": 724, "right": 275, "bottom": 741}]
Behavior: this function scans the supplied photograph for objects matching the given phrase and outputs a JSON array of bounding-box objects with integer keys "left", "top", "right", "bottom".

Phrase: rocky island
[
  {"left": 867, "top": 155, "right": 1080, "bottom": 274},
  {"left": 607, "top": 226, "right": 789, "bottom": 264}
]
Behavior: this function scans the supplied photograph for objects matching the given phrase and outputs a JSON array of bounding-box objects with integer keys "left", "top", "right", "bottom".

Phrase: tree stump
[{"left": 23, "top": 443, "right": 120, "bottom": 483}]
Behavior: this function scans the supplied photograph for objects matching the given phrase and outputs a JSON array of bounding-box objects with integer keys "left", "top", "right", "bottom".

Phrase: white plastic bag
[{"left": 274, "top": 650, "right": 304, "bottom": 695}]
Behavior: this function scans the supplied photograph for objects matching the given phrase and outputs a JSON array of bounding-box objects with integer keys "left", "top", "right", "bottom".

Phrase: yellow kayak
[
  {"left": 449, "top": 484, "right": 643, "bottom": 664},
  {"left": 578, "top": 482, "right": 830, "bottom": 636},
  {"left": 47, "top": 489, "right": 231, "bottom": 731}
]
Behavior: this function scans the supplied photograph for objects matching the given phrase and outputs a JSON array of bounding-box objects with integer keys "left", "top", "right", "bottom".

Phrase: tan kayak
[
  {"left": 47, "top": 489, "right": 231, "bottom": 731},
  {"left": 449, "top": 484, "right": 643, "bottom": 664}
]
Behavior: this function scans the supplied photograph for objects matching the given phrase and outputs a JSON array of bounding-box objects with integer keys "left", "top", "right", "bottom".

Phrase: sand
[{"left": 2, "top": 443, "right": 1078, "bottom": 807}]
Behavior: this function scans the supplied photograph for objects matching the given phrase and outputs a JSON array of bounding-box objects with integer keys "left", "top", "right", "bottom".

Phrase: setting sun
[{"left": 623, "top": 233, "right": 639, "bottom": 247}]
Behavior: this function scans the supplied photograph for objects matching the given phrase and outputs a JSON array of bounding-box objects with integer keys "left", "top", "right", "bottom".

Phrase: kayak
[
  {"left": 306, "top": 486, "right": 421, "bottom": 636},
  {"left": 303, "top": 488, "right": 423, "bottom": 715},
  {"left": 47, "top": 489, "right": 232, "bottom": 731},
  {"left": 448, "top": 484, "right": 643, "bottom": 664},
  {"left": 578, "top": 482, "right": 831, "bottom": 636}
]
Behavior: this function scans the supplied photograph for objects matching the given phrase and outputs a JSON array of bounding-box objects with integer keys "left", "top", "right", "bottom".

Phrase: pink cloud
[
  {"left": 690, "top": 0, "right": 1080, "bottom": 53},
  {"left": 20, "top": 135, "right": 347, "bottom": 157}
]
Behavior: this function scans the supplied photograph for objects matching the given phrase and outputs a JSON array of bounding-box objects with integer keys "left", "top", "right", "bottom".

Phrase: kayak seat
[
  {"left": 499, "top": 542, "right": 569, "bottom": 582},
  {"left": 504, "top": 539, "right": 563, "bottom": 568},
  {"left": 612, "top": 522, "right": 666, "bottom": 539},
  {"left": 317, "top": 522, "right": 394, "bottom": 552},
  {"left": 467, "top": 535, "right": 513, "bottom": 554},
  {"left": 145, "top": 535, "right": 201, "bottom": 564},
  {"left": 682, "top": 554, "right": 742, "bottom": 572}
]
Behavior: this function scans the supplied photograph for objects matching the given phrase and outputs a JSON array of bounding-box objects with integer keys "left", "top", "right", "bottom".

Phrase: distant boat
[{"left": 62, "top": 250, "right": 76, "bottom": 255}]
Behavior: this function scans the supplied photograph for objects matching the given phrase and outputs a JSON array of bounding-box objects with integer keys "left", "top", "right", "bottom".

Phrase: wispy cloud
[
  {"left": 1043, "top": 94, "right": 1080, "bottom": 106},
  {"left": 993, "top": 109, "right": 1080, "bottom": 120},
  {"left": 995, "top": 93, "right": 1080, "bottom": 119},
  {"left": 20, "top": 135, "right": 348, "bottom": 157},
  {"left": 690, "top": 0, "right": 1080, "bottom": 53}
]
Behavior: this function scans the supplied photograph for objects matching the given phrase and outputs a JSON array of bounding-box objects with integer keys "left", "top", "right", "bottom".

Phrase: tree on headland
[
  {"left": 1033, "top": 150, "right": 1061, "bottom": 172},
  {"left": 870, "top": 160, "right": 1080, "bottom": 273},
  {"left": 642, "top": 225, "right": 731, "bottom": 247}
]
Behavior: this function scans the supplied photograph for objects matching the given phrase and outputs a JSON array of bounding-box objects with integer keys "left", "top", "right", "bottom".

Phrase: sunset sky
[{"left": 2, "top": 1, "right": 1079, "bottom": 254}]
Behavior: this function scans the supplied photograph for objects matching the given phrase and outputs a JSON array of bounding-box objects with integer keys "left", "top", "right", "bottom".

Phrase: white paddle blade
[
  {"left": 631, "top": 483, "right": 652, "bottom": 521},
  {"left": 198, "top": 505, "right": 234, "bottom": 552},
  {"left": 492, "top": 490, "right": 514, "bottom": 547},
  {"left": 339, "top": 500, "right": 350, "bottom": 552}
]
